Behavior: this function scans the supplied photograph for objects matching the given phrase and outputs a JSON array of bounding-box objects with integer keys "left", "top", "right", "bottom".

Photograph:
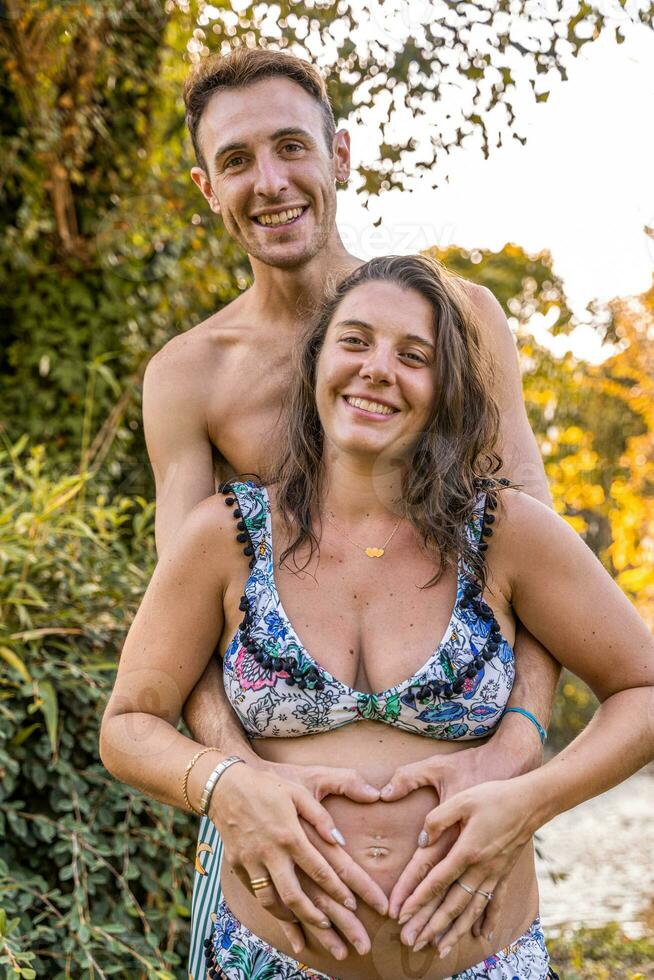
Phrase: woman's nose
[{"left": 359, "top": 350, "right": 394, "bottom": 385}]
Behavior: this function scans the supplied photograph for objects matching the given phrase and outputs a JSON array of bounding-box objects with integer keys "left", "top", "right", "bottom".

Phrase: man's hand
[
  {"left": 382, "top": 728, "right": 543, "bottom": 952},
  {"left": 208, "top": 762, "right": 387, "bottom": 958}
]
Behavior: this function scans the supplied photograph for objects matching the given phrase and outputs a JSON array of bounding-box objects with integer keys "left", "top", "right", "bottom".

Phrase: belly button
[{"left": 367, "top": 846, "right": 389, "bottom": 859}]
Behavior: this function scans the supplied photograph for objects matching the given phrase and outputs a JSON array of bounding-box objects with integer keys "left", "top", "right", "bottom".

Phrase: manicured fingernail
[
  {"left": 440, "top": 946, "right": 452, "bottom": 959},
  {"left": 331, "top": 828, "right": 346, "bottom": 846},
  {"left": 404, "top": 931, "right": 416, "bottom": 945},
  {"left": 344, "top": 898, "right": 357, "bottom": 911},
  {"left": 418, "top": 830, "right": 429, "bottom": 847},
  {"left": 381, "top": 784, "right": 393, "bottom": 796},
  {"left": 398, "top": 913, "right": 411, "bottom": 925},
  {"left": 320, "top": 919, "right": 331, "bottom": 929},
  {"left": 292, "top": 944, "right": 303, "bottom": 955},
  {"left": 376, "top": 900, "right": 389, "bottom": 916},
  {"left": 333, "top": 947, "right": 347, "bottom": 960},
  {"left": 413, "top": 940, "right": 427, "bottom": 952},
  {"left": 355, "top": 940, "right": 369, "bottom": 955}
]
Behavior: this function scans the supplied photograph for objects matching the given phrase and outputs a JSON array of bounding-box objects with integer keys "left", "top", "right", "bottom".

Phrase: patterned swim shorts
[{"left": 204, "top": 897, "right": 557, "bottom": 979}]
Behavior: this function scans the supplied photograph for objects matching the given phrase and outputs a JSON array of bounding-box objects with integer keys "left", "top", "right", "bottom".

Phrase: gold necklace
[{"left": 324, "top": 511, "right": 404, "bottom": 558}]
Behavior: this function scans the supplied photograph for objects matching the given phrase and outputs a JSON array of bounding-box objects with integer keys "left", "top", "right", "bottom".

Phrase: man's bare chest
[{"left": 205, "top": 342, "right": 294, "bottom": 476}]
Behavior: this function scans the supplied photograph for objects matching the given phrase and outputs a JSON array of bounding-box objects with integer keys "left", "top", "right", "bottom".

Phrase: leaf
[
  {"left": 11, "top": 723, "right": 42, "bottom": 747},
  {"left": 0, "top": 646, "right": 32, "bottom": 684},
  {"left": 36, "top": 679, "right": 58, "bottom": 756}
]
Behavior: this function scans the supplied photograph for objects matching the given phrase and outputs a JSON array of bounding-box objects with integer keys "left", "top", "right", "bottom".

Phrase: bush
[{"left": 0, "top": 439, "right": 194, "bottom": 978}]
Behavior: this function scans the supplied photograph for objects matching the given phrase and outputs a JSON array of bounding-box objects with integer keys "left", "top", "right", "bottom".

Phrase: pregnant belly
[{"left": 220, "top": 723, "right": 539, "bottom": 980}]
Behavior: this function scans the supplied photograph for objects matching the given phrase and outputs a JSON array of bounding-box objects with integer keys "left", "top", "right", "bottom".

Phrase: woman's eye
[
  {"left": 401, "top": 351, "right": 428, "bottom": 364},
  {"left": 341, "top": 336, "right": 366, "bottom": 346}
]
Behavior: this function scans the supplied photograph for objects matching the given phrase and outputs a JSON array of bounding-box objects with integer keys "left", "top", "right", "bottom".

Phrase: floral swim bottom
[{"left": 204, "top": 897, "right": 557, "bottom": 979}]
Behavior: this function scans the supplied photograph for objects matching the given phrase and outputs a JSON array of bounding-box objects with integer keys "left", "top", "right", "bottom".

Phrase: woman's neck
[{"left": 319, "top": 452, "right": 405, "bottom": 526}]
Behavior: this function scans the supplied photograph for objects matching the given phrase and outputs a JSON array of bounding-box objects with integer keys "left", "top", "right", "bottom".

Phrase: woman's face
[{"left": 315, "top": 280, "right": 437, "bottom": 464}]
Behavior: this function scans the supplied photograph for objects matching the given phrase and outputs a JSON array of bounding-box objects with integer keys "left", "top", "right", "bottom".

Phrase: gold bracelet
[{"left": 183, "top": 746, "right": 220, "bottom": 816}]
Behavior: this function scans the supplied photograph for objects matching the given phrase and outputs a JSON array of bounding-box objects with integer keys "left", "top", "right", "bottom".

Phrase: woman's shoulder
[
  {"left": 169, "top": 490, "right": 257, "bottom": 563},
  {"left": 489, "top": 485, "right": 586, "bottom": 569}
]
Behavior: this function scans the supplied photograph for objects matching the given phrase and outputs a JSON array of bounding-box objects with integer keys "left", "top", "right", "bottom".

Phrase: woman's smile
[{"left": 342, "top": 394, "right": 401, "bottom": 420}]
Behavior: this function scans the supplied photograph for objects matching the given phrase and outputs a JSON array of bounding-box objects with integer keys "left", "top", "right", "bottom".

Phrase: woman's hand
[
  {"left": 208, "top": 761, "right": 387, "bottom": 956},
  {"left": 268, "top": 759, "right": 383, "bottom": 804},
  {"left": 390, "top": 777, "right": 538, "bottom": 957},
  {"left": 383, "top": 723, "right": 543, "bottom": 945}
]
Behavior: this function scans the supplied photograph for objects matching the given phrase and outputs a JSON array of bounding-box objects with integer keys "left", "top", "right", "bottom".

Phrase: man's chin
[{"left": 248, "top": 241, "right": 321, "bottom": 271}]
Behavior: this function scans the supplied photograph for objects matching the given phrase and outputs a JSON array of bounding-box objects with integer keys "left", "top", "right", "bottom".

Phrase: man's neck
[{"left": 244, "top": 235, "right": 362, "bottom": 332}]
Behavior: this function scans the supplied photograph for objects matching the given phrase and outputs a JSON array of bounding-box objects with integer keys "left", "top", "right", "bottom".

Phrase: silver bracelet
[{"left": 199, "top": 755, "right": 246, "bottom": 816}]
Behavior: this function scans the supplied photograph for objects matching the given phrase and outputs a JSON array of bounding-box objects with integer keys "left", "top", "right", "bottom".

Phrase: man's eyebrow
[
  {"left": 336, "top": 319, "right": 435, "bottom": 350},
  {"left": 213, "top": 140, "right": 247, "bottom": 166},
  {"left": 270, "top": 126, "right": 316, "bottom": 143},
  {"left": 213, "top": 127, "right": 316, "bottom": 168}
]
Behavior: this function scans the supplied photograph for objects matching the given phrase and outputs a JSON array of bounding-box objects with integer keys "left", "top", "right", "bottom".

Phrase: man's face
[{"left": 191, "top": 77, "right": 349, "bottom": 270}]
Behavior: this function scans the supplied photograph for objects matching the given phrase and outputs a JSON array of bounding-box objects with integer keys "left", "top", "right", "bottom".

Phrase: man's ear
[
  {"left": 190, "top": 166, "right": 221, "bottom": 215},
  {"left": 333, "top": 129, "right": 351, "bottom": 183}
]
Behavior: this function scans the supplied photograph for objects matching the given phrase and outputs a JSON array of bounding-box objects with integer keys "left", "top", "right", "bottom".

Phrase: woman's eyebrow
[
  {"left": 335, "top": 318, "right": 372, "bottom": 330},
  {"left": 404, "top": 333, "right": 435, "bottom": 350}
]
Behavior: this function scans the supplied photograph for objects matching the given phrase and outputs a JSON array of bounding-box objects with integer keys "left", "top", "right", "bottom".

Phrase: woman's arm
[
  {"left": 392, "top": 489, "right": 654, "bottom": 954},
  {"left": 100, "top": 497, "right": 387, "bottom": 945}
]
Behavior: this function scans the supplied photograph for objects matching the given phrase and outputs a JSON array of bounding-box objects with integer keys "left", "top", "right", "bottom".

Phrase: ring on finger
[
  {"left": 250, "top": 876, "right": 273, "bottom": 892},
  {"left": 455, "top": 880, "right": 493, "bottom": 902}
]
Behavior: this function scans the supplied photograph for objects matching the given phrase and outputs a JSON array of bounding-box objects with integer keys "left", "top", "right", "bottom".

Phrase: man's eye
[
  {"left": 224, "top": 156, "right": 245, "bottom": 169},
  {"left": 283, "top": 142, "right": 304, "bottom": 152}
]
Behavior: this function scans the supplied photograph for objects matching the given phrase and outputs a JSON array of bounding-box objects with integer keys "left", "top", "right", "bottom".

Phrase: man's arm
[
  {"left": 142, "top": 344, "right": 250, "bottom": 749},
  {"left": 469, "top": 284, "right": 560, "bottom": 766},
  {"left": 469, "top": 284, "right": 551, "bottom": 507}
]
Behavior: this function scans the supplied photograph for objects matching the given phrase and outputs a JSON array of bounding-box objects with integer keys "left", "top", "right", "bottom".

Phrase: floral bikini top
[{"left": 220, "top": 481, "right": 515, "bottom": 740}]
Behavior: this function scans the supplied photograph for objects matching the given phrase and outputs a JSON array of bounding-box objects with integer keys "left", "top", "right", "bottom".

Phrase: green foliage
[
  {"left": 548, "top": 922, "right": 654, "bottom": 978},
  {"left": 0, "top": 1, "right": 247, "bottom": 484},
  {"left": 0, "top": 439, "right": 195, "bottom": 977}
]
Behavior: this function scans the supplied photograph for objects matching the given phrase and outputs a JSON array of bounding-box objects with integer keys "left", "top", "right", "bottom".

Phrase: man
[{"left": 143, "top": 47, "right": 559, "bottom": 980}]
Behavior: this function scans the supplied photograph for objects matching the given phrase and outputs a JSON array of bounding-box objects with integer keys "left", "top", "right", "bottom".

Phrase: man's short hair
[{"left": 183, "top": 47, "right": 337, "bottom": 174}]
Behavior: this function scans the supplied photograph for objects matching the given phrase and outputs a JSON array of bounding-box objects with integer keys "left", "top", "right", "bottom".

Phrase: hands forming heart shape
[{"left": 214, "top": 742, "right": 535, "bottom": 963}]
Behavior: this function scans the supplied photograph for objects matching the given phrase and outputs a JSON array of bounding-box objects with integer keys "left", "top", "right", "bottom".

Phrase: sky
[{"left": 335, "top": 22, "right": 654, "bottom": 363}]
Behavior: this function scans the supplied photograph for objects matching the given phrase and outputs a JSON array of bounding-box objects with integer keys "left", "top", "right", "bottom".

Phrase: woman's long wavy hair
[{"left": 273, "top": 254, "right": 504, "bottom": 587}]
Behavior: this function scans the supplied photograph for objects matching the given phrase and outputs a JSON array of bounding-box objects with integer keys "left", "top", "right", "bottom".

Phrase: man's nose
[{"left": 253, "top": 153, "right": 289, "bottom": 199}]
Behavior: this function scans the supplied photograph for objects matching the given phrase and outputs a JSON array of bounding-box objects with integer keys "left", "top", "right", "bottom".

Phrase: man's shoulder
[
  {"left": 455, "top": 278, "right": 513, "bottom": 349},
  {"left": 458, "top": 279, "right": 497, "bottom": 316},
  {"left": 145, "top": 297, "right": 247, "bottom": 391}
]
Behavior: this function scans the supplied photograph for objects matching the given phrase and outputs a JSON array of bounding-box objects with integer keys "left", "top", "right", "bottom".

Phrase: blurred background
[{"left": 1, "top": 1, "right": 653, "bottom": 977}]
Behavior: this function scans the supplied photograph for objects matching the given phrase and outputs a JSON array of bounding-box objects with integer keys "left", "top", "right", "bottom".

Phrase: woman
[{"left": 101, "top": 255, "right": 654, "bottom": 980}]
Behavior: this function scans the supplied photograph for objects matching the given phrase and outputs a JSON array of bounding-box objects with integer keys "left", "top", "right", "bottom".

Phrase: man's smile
[{"left": 251, "top": 205, "right": 310, "bottom": 228}]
